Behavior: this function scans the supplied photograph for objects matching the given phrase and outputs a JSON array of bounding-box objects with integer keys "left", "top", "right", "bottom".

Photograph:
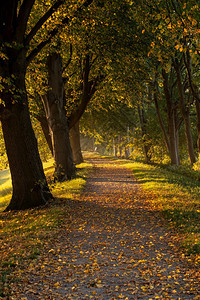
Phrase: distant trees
[{"left": 128, "top": 0, "right": 200, "bottom": 166}]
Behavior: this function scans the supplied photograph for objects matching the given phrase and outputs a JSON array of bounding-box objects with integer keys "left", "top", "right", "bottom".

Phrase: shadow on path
[{"left": 10, "top": 157, "right": 200, "bottom": 299}]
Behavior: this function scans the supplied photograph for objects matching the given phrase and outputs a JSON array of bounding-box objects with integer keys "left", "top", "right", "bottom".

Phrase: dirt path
[{"left": 10, "top": 158, "right": 199, "bottom": 299}]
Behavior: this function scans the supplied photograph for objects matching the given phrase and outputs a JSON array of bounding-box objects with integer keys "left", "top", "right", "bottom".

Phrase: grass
[
  {"left": 123, "top": 160, "right": 200, "bottom": 261},
  {"left": 0, "top": 158, "right": 93, "bottom": 297},
  {"left": 0, "top": 169, "right": 12, "bottom": 211}
]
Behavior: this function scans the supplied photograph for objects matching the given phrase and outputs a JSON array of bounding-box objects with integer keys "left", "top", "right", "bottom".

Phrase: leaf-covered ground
[{"left": 8, "top": 158, "right": 200, "bottom": 299}]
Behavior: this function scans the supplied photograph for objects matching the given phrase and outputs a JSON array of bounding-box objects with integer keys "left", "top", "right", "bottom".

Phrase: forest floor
[{"left": 4, "top": 157, "right": 200, "bottom": 299}]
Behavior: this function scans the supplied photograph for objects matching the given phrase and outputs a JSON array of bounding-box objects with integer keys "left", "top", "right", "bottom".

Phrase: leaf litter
[{"left": 7, "top": 158, "right": 200, "bottom": 299}]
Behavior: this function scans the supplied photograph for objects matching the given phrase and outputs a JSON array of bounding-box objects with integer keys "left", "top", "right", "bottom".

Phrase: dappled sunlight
[{"left": 8, "top": 157, "right": 200, "bottom": 299}]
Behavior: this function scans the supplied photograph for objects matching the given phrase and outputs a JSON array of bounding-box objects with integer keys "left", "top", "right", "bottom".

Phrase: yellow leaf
[
  {"left": 151, "top": 42, "right": 155, "bottom": 48},
  {"left": 179, "top": 46, "right": 184, "bottom": 52},
  {"left": 54, "top": 282, "right": 60, "bottom": 288}
]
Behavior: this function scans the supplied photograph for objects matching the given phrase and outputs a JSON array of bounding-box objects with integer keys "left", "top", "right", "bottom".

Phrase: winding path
[{"left": 10, "top": 158, "right": 200, "bottom": 299}]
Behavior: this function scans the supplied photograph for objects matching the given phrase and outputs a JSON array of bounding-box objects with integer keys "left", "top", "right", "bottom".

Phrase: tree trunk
[
  {"left": 162, "top": 69, "right": 180, "bottom": 166},
  {"left": 0, "top": 50, "right": 52, "bottom": 211},
  {"left": 183, "top": 50, "right": 200, "bottom": 156},
  {"left": 137, "top": 103, "right": 151, "bottom": 163},
  {"left": 42, "top": 52, "right": 75, "bottom": 181},
  {"left": 112, "top": 138, "right": 118, "bottom": 157},
  {"left": 69, "top": 121, "right": 84, "bottom": 164},
  {"left": 195, "top": 99, "right": 200, "bottom": 154},
  {"left": 184, "top": 111, "right": 195, "bottom": 165},
  {"left": 118, "top": 135, "right": 122, "bottom": 157},
  {"left": 168, "top": 109, "right": 180, "bottom": 165},
  {"left": 174, "top": 59, "right": 196, "bottom": 165},
  {"left": 154, "top": 89, "right": 170, "bottom": 153},
  {"left": 37, "top": 115, "right": 53, "bottom": 155}
]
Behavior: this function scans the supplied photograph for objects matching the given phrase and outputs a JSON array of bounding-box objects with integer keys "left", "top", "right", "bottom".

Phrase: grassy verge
[
  {"left": 0, "top": 159, "right": 93, "bottom": 297},
  {"left": 124, "top": 160, "right": 200, "bottom": 263}
]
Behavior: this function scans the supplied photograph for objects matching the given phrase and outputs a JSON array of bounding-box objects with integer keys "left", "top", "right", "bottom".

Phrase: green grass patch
[
  {"left": 124, "top": 161, "right": 200, "bottom": 260},
  {"left": 0, "top": 158, "right": 93, "bottom": 297},
  {"left": 0, "top": 169, "right": 12, "bottom": 211}
]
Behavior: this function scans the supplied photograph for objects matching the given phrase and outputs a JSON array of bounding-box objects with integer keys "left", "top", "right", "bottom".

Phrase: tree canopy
[{"left": 1, "top": 0, "right": 200, "bottom": 210}]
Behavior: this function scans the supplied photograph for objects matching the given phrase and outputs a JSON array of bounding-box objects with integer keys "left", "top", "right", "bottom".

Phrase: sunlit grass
[
  {"left": 0, "top": 169, "right": 12, "bottom": 211},
  {"left": 124, "top": 161, "right": 200, "bottom": 259},
  {"left": 0, "top": 159, "right": 93, "bottom": 211}
]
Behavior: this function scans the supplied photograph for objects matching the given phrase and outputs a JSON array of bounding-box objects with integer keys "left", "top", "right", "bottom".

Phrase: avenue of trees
[{"left": 0, "top": 0, "right": 200, "bottom": 210}]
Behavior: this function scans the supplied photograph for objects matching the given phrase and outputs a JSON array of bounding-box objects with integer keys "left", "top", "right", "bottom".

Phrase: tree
[
  {"left": 133, "top": 0, "right": 200, "bottom": 165},
  {"left": 69, "top": 121, "right": 83, "bottom": 164},
  {"left": 173, "top": 57, "right": 196, "bottom": 165},
  {"left": 0, "top": 0, "right": 93, "bottom": 210},
  {"left": 42, "top": 52, "right": 75, "bottom": 181}
]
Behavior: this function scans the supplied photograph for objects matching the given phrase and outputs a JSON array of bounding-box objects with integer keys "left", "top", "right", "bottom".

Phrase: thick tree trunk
[
  {"left": 42, "top": 53, "right": 75, "bottom": 181},
  {"left": 69, "top": 121, "right": 84, "bottom": 164},
  {"left": 0, "top": 50, "right": 52, "bottom": 210},
  {"left": 1, "top": 105, "right": 52, "bottom": 210}
]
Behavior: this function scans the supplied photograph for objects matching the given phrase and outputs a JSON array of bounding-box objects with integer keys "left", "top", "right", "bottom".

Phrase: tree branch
[
  {"left": 183, "top": 50, "right": 200, "bottom": 102},
  {"left": 26, "top": 0, "right": 94, "bottom": 66},
  {"left": 24, "top": 0, "right": 65, "bottom": 46},
  {"left": 15, "top": 0, "right": 35, "bottom": 42},
  {"left": 26, "top": 28, "right": 58, "bottom": 66}
]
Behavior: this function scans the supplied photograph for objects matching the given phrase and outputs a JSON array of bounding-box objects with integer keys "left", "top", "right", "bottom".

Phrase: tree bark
[
  {"left": 37, "top": 115, "right": 54, "bottom": 156},
  {"left": 0, "top": 49, "right": 52, "bottom": 210},
  {"left": 195, "top": 99, "right": 200, "bottom": 154},
  {"left": 69, "top": 121, "right": 84, "bottom": 164},
  {"left": 173, "top": 59, "right": 196, "bottom": 165},
  {"left": 68, "top": 54, "right": 103, "bottom": 130},
  {"left": 183, "top": 50, "right": 200, "bottom": 156},
  {"left": 112, "top": 138, "right": 118, "bottom": 157},
  {"left": 0, "top": 0, "right": 94, "bottom": 210},
  {"left": 42, "top": 52, "right": 75, "bottom": 181},
  {"left": 168, "top": 109, "right": 180, "bottom": 165},
  {"left": 137, "top": 103, "right": 151, "bottom": 163},
  {"left": 154, "top": 89, "right": 170, "bottom": 153},
  {"left": 162, "top": 69, "right": 180, "bottom": 166}
]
